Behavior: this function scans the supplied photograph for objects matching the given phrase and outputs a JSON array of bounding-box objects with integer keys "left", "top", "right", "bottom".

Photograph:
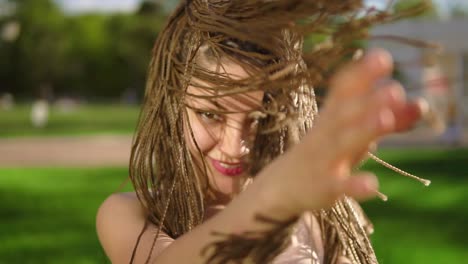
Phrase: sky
[
  {"left": 56, "top": 0, "right": 142, "bottom": 13},
  {"left": 56, "top": 0, "right": 467, "bottom": 15}
]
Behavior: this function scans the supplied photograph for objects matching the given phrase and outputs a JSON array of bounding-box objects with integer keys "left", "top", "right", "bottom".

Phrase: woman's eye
[{"left": 197, "top": 111, "right": 223, "bottom": 122}]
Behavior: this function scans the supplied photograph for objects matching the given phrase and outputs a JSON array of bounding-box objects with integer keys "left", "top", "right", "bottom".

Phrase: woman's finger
[
  {"left": 351, "top": 141, "right": 378, "bottom": 167},
  {"left": 392, "top": 99, "right": 426, "bottom": 132},
  {"left": 325, "top": 80, "right": 405, "bottom": 137},
  {"left": 326, "top": 49, "right": 394, "bottom": 108},
  {"left": 342, "top": 172, "right": 379, "bottom": 202},
  {"left": 333, "top": 104, "right": 396, "bottom": 160},
  {"left": 320, "top": 81, "right": 404, "bottom": 161}
]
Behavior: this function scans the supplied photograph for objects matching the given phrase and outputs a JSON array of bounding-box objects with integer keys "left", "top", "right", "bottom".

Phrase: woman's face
[{"left": 185, "top": 60, "right": 263, "bottom": 202}]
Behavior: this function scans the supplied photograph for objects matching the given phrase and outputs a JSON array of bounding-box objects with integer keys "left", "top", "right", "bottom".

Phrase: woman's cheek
[{"left": 187, "top": 113, "right": 218, "bottom": 152}]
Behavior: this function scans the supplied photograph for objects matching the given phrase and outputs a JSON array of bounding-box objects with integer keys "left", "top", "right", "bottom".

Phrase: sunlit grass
[
  {"left": 0, "top": 167, "right": 132, "bottom": 263},
  {"left": 0, "top": 148, "right": 467, "bottom": 263},
  {"left": 361, "top": 148, "right": 468, "bottom": 264},
  {"left": 0, "top": 104, "right": 139, "bottom": 137}
]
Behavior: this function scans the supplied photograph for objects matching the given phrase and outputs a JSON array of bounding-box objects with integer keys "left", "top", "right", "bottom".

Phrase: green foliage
[
  {"left": 393, "top": 0, "right": 438, "bottom": 19},
  {"left": 4, "top": 0, "right": 67, "bottom": 97},
  {"left": 0, "top": 0, "right": 166, "bottom": 100}
]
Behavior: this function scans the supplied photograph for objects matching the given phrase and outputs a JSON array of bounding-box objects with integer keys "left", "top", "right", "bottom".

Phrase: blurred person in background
[
  {"left": 30, "top": 84, "right": 52, "bottom": 129},
  {"left": 30, "top": 98, "right": 49, "bottom": 128},
  {"left": 422, "top": 53, "right": 463, "bottom": 145}
]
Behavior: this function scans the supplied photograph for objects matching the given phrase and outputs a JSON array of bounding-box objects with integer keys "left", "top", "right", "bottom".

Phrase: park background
[{"left": 0, "top": 0, "right": 467, "bottom": 263}]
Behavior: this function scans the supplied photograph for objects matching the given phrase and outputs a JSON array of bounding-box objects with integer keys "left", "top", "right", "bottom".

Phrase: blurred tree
[
  {"left": 0, "top": 0, "right": 168, "bottom": 101},
  {"left": 103, "top": 0, "right": 165, "bottom": 100},
  {"left": 149, "top": 0, "right": 179, "bottom": 13},
  {"left": 451, "top": 4, "right": 468, "bottom": 18},
  {"left": 63, "top": 0, "right": 166, "bottom": 99},
  {"left": 11, "top": 0, "right": 68, "bottom": 99},
  {"left": 62, "top": 14, "right": 114, "bottom": 98},
  {"left": 393, "top": 0, "right": 438, "bottom": 19},
  {"left": 0, "top": 1, "right": 17, "bottom": 95}
]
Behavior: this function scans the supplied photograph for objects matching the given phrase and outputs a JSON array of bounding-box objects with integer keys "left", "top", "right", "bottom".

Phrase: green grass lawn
[
  {"left": 0, "top": 167, "right": 132, "bottom": 264},
  {"left": 0, "top": 104, "right": 140, "bottom": 138},
  {"left": 0, "top": 148, "right": 467, "bottom": 263},
  {"left": 361, "top": 148, "right": 468, "bottom": 264}
]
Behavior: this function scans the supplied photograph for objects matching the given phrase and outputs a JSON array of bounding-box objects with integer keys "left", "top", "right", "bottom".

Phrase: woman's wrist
[{"left": 249, "top": 167, "right": 302, "bottom": 222}]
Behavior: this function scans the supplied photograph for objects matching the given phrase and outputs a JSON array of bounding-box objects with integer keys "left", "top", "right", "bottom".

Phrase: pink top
[{"left": 273, "top": 213, "right": 324, "bottom": 264}]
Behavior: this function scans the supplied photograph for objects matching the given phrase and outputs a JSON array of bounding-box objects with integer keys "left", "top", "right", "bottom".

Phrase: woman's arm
[
  {"left": 97, "top": 49, "right": 425, "bottom": 263},
  {"left": 96, "top": 174, "right": 295, "bottom": 263}
]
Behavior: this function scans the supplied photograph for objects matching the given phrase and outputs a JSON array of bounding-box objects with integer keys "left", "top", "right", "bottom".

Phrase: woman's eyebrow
[
  {"left": 212, "top": 100, "right": 228, "bottom": 111},
  {"left": 190, "top": 94, "right": 264, "bottom": 113},
  {"left": 187, "top": 99, "right": 227, "bottom": 112}
]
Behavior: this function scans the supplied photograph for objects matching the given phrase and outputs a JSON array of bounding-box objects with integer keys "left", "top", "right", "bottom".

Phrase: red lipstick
[{"left": 209, "top": 158, "right": 244, "bottom": 177}]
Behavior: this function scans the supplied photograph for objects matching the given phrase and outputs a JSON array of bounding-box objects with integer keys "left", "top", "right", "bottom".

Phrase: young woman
[{"left": 97, "top": 1, "right": 428, "bottom": 263}]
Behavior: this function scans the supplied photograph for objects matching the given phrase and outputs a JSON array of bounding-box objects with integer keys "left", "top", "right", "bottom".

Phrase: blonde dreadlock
[{"left": 129, "top": 0, "right": 433, "bottom": 263}]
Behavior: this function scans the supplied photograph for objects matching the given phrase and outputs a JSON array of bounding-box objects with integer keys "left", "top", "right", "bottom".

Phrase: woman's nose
[{"left": 219, "top": 122, "right": 249, "bottom": 159}]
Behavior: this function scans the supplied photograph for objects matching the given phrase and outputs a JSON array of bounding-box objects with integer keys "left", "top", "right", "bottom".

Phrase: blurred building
[{"left": 371, "top": 18, "right": 468, "bottom": 144}]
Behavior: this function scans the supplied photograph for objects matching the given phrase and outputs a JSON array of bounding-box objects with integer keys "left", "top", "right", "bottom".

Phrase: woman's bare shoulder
[
  {"left": 96, "top": 192, "right": 175, "bottom": 263},
  {"left": 97, "top": 192, "right": 143, "bottom": 219},
  {"left": 96, "top": 192, "right": 147, "bottom": 262},
  {"left": 96, "top": 192, "right": 145, "bottom": 231}
]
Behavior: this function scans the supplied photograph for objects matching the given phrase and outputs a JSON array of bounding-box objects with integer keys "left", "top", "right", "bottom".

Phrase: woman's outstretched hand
[{"left": 259, "top": 49, "right": 426, "bottom": 218}]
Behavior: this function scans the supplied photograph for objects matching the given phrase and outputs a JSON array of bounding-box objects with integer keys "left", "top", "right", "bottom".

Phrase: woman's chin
[{"left": 209, "top": 173, "right": 248, "bottom": 200}]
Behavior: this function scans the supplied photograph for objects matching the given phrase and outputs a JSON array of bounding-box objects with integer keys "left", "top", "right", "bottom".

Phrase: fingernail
[
  {"left": 365, "top": 49, "right": 393, "bottom": 71},
  {"left": 365, "top": 176, "right": 379, "bottom": 192},
  {"left": 388, "top": 84, "right": 405, "bottom": 104}
]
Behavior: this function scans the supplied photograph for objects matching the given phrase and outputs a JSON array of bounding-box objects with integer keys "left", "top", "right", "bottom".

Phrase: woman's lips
[{"left": 209, "top": 158, "right": 244, "bottom": 177}]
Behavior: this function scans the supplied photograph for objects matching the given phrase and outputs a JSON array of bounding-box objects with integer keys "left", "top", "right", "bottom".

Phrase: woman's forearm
[{"left": 154, "top": 173, "right": 293, "bottom": 263}]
